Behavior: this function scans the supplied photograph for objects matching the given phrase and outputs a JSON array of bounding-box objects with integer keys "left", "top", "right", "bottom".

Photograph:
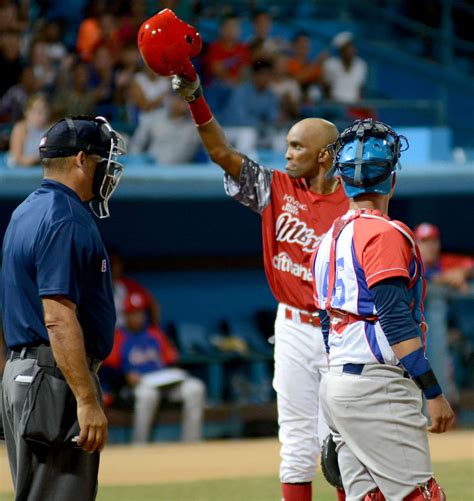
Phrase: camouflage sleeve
[{"left": 223, "top": 156, "right": 274, "bottom": 214}]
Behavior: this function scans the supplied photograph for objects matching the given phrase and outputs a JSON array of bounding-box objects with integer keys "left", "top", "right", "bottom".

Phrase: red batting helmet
[
  {"left": 123, "top": 291, "right": 149, "bottom": 313},
  {"left": 414, "top": 223, "right": 440, "bottom": 241},
  {"left": 137, "top": 8, "right": 202, "bottom": 81}
]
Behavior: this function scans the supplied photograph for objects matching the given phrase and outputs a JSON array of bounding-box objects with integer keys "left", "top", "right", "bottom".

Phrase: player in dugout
[
  {"left": 414, "top": 222, "right": 474, "bottom": 292},
  {"left": 160, "top": 35, "right": 350, "bottom": 501},
  {"left": 312, "top": 119, "right": 454, "bottom": 500}
]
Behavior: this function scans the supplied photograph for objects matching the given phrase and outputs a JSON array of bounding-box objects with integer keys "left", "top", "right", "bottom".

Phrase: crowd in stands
[{"left": 0, "top": 0, "right": 370, "bottom": 166}]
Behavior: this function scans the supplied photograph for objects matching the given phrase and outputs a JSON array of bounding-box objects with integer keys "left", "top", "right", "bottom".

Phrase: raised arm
[{"left": 171, "top": 74, "right": 243, "bottom": 178}]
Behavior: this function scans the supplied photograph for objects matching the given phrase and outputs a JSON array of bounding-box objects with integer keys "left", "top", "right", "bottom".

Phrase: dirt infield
[{"left": 1, "top": 431, "right": 473, "bottom": 492}]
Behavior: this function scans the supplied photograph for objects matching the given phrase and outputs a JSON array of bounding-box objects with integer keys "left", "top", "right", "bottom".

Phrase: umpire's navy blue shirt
[{"left": 1, "top": 179, "right": 115, "bottom": 360}]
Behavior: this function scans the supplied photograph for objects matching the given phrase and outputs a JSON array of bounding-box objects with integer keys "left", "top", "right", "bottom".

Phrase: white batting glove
[{"left": 171, "top": 74, "right": 202, "bottom": 102}]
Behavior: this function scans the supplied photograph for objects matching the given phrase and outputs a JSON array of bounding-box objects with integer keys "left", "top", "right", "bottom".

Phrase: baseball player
[
  {"left": 312, "top": 119, "right": 455, "bottom": 500},
  {"left": 169, "top": 73, "right": 348, "bottom": 500},
  {"left": 104, "top": 291, "right": 206, "bottom": 444}
]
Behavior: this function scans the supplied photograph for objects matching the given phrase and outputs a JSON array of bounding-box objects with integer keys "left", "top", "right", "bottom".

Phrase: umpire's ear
[{"left": 74, "top": 151, "right": 87, "bottom": 168}]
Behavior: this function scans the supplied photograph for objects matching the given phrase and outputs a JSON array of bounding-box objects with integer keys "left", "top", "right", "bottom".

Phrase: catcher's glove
[{"left": 321, "top": 433, "right": 343, "bottom": 490}]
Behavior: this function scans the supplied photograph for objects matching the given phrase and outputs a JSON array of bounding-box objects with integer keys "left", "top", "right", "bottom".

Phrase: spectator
[
  {"left": 96, "top": 12, "right": 122, "bottom": 62},
  {"left": 203, "top": 14, "right": 251, "bottom": 85},
  {"left": 128, "top": 64, "right": 170, "bottom": 155},
  {"left": 103, "top": 291, "right": 206, "bottom": 444},
  {"left": 109, "top": 249, "right": 161, "bottom": 328},
  {"left": 114, "top": 44, "right": 142, "bottom": 114},
  {"left": 87, "top": 45, "right": 117, "bottom": 119},
  {"left": 0, "top": 66, "right": 40, "bottom": 123},
  {"left": 8, "top": 93, "right": 50, "bottom": 167},
  {"left": 221, "top": 59, "right": 279, "bottom": 127},
  {"left": 0, "top": 1, "right": 27, "bottom": 34},
  {"left": 270, "top": 54, "right": 303, "bottom": 122},
  {"left": 414, "top": 223, "right": 474, "bottom": 292},
  {"left": 29, "top": 40, "right": 58, "bottom": 92},
  {"left": 134, "top": 94, "right": 201, "bottom": 164},
  {"left": 76, "top": 5, "right": 103, "bottom": 62},
  {"left": 52, "top": 63, "right": 97, "bottom": 117},
  {"left": 0, "top": 30, "right": 23, "bottom": 98},
  {"left": 323, "top": 31, "right": 368, "bottom": 104},
  {"left": 248, "top": 10, "right": 285, "bottom": 61},
  {"left": 287, "top": 31, "right": 327, "bottom": 96},
  {"left": 35, "top": 20, "right": 68, "bottom": 69},
  {"left": 217, "top": 59, "right": 279, "bottom": 155},
  {"left": 77, "top": 9, "right": 120, "bottom": 63},
  {"left": 117, "top": 0, "right": 148, "bottom": 46}
]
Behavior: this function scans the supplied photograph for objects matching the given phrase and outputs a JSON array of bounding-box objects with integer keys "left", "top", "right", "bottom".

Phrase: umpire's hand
[
  {"left": 427, "top": 395, "right": 455, "bottom": 433},
  {"left": 76, "top": 399, "right": 108, "bottom": 453}
]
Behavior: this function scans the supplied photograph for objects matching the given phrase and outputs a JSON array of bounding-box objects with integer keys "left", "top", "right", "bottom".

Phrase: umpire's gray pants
[
  {"left": 320, "top": 364, "right": 433, "bottom": 500},
  {"left": 1, "top": 357, "right": 100, "bottom": 501}
]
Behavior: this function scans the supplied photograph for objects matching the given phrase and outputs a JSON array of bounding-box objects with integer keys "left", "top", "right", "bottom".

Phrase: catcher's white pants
[
  {"left": 273, "top": 303, "right": 330, "bottom": 483},
  {"left": 132, "top": 377, "right": 206, "bottom": 444},
  {"left": 321, "top": 365, "right": 433, "bottom": 500}
]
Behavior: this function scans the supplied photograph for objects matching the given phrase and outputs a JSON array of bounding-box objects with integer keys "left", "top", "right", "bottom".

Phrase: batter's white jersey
[{"left": 313, "top": 209, "right": 422, "bottom": 367}]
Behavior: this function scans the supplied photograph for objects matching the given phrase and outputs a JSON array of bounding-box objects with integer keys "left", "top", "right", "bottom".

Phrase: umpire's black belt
[{"left": 8, "top": 345, "right": 101, "bottom": 374}]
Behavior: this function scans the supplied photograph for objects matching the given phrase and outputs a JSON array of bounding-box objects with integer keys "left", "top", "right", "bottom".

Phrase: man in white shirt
[{"left": 323, "top": 31, "right": 367, "bottom": 104}]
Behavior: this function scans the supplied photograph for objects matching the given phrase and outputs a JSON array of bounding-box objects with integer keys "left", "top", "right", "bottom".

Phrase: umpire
[{"left": 0, "top": 116, "right": 126, "bottom": 500}]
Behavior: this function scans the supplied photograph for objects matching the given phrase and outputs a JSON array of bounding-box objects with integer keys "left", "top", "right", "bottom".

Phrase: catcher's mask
[
  {"left": 39, "top": 116, "right": 126, "bottom": 218},
  {"left": 327, "top": 119, "right": 408, "bottom": 198}
]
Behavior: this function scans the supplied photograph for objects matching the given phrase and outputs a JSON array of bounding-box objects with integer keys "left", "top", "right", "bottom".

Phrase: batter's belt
[{"left": 284, "top": 306, "right": 321, "bottom": 326}]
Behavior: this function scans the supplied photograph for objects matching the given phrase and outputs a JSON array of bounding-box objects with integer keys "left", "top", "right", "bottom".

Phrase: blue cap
[{"left": 39, "top": 116, "right": 112, "bottom": 159}]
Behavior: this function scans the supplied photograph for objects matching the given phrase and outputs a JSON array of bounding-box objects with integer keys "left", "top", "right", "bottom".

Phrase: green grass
[
  {"left": 1, "top": 461, "right": 472, "bottom": 500},
  {"left": 99, "top": 461, "right": 474, "bottom": 501}
]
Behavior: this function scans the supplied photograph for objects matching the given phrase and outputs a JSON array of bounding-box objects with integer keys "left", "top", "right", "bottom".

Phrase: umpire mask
[
  {"left": 39, "top": 116, "right": 127, "bottom": 218},
  {"left": 89, "top": 117, "right": 127, "bottom": 219}
]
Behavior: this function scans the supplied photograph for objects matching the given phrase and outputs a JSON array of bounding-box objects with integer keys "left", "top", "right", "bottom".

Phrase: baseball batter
[
  {"left": 312, "top": 119, "right": 454, "bottom": 500},
  {"left": 169, "top": 73, "right": 348, "bottom": 500}
]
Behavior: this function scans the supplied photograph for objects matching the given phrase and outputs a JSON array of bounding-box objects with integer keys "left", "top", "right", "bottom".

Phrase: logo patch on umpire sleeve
[{"left": 101, "top": 259, "right": 107, "bottom": 272}]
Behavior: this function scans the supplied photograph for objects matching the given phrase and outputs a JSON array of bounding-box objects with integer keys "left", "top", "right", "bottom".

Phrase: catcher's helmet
[{"left": 328, "top": 119, "right": 408, "bottom": 198}]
